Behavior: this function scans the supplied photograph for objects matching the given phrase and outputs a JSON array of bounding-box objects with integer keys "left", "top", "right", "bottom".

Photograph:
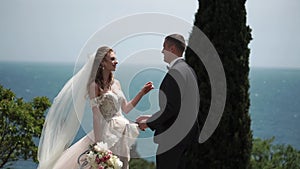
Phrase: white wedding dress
[{"left": 52, "top": 82, "right": 139, "bottom": 169}]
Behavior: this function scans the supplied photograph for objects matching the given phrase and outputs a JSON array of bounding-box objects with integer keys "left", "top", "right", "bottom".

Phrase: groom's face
[{"left": 162, "top": 40, "right": 175, "bottom": 64}]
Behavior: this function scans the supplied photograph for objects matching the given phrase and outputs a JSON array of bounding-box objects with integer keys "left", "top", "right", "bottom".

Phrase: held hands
[
  {"left": 140, "top": 81, "right": 154, "bottom": 95},
  {"left": 136, "top": 82, "right": 153, "bottom": 131},
  {"left": 136, "top": 115, "right": 151, "bottom": 131}
]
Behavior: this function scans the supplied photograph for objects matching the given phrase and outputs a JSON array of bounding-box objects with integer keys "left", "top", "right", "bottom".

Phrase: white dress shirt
[{"left": 169, "top": 57, "right": 183, "bottom": 69}]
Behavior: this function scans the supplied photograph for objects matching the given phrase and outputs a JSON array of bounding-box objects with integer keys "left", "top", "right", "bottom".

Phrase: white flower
[
  {"left": 94, "top": 142, "right": 108, "bottom": 152},
  {"left": 81, "top": 141, "right": 122, "bottom": 169},
  {"left": 115, "top": 159, "right": 123, "bottom": 169},
  {"left": 107, "top": 155, "right": 123, "bottom": 169}
]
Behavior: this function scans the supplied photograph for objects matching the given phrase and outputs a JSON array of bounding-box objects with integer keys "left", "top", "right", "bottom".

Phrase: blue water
[
  {"left": 0, "top": 62, "right": 300, "bottom": 168},
  {"left": 249, "top": 68, "right": 300, "bottom": 146}
]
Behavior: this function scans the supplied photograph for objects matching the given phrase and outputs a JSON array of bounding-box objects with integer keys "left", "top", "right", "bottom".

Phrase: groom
[{"left": 137, "top": 34, "right": 200, "bottom": 169}]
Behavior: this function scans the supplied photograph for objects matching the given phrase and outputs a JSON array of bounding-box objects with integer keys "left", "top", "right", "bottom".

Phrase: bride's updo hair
[{"left": 88, "top": 46, "right": 114, "bottom": 94}]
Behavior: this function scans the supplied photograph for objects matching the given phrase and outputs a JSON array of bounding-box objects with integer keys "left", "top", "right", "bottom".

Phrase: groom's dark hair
[{"left": 165, "top": 34, "right": 186, "bottom": 53}]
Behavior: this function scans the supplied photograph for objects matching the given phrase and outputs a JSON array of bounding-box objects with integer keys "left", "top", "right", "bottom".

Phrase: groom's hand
[{"left": 138, "top": 120, "right": 148, "bottom": 131}]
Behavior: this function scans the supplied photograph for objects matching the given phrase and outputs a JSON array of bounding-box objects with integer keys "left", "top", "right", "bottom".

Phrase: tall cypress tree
[{"left": 185, "top": 0, "right": 252, "bottom": 168}]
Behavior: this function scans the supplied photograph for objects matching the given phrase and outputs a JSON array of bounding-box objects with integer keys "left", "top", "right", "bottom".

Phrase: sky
[{"left": 0, "top": 0, "right": 299, "bottom": 68}]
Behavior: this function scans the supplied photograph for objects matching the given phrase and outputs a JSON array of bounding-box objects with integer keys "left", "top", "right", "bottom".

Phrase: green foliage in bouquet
[
  {"left": 0, "top": 85, "right": 51, "bottom": 168},
  {"left": 185, "top": 0, "right": 252, "bottom": 168},
  {"left": 250, "top": 137, "right": 300, "bottom": 169}
]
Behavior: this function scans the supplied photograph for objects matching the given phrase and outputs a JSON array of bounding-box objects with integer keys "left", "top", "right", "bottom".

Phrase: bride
[{"left": 37, "top": 46, "right": 154, "bottom": 169}]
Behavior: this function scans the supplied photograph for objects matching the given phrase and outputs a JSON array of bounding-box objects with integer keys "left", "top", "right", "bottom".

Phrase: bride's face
[{"left": 102, "top": 51, "right": 118, "bottom": 71}]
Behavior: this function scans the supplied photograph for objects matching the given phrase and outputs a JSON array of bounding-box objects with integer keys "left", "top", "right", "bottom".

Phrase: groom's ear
[{"left": 169, "top": 45, "right": 176, "bottom": 53}]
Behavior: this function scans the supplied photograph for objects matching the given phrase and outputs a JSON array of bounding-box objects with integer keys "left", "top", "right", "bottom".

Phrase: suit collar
[{"left": 169, "top": 57, "right": 184, "bottom": 69}]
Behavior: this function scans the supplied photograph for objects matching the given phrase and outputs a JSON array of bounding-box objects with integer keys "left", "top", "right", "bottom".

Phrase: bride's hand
[
  {"left": 140, "top": 81, "right": 154, "bottom": 95},
  {"left": 136, "top": 115, "right": 151, "bottom": 123}
]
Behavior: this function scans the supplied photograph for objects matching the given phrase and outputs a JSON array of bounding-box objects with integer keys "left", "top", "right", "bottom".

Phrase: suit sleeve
[{"left": 146, "top": 71, "right": 182, "bottom": 131}]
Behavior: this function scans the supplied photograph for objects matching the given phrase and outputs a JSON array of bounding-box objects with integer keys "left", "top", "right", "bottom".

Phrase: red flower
[{"left": 95, "top": 156, "right": 101, "bottom": 164}]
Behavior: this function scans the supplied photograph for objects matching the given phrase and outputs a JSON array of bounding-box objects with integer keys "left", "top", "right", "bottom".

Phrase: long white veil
[{"left": 37, "top": 54, "right": 95, "bottom": 169}]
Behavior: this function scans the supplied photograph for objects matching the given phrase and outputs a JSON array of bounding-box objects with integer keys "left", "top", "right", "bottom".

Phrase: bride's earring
[{"left": 100, "top": 64, "right": 105, "bottom": 70}]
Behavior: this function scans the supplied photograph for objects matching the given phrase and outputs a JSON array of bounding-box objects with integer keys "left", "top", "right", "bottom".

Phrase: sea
[{"left": 0, "top": 61, "right": 299, "bottom": 169}]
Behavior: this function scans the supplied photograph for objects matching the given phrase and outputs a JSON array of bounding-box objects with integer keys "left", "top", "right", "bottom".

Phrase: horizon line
[{"left": 0, "top": 60, "right": 300, "bottom": 70}]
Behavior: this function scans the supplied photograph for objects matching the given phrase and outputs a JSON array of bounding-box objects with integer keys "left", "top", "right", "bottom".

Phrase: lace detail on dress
[
  {"left": 97, "top": 93, "right": 117, "bottom": 120},
  {"left": 88, "top": 86, "right": 139, "bottom": 157},
  {"left": 96, "top": 91, "right": 123, "bottom": 120}
]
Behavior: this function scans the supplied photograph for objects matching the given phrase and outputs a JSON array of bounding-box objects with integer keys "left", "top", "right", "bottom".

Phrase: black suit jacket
[
  {"left": 147, "top": 71, "right": 181, "bottom": 137},
  {"left": 146, "top": 59, "right": 200, "bottom": 145}
]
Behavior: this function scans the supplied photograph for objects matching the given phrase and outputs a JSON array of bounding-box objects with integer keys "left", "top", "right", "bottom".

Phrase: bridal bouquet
[{"left": 79, "top": 142, "right": 123, "bottom": 169}]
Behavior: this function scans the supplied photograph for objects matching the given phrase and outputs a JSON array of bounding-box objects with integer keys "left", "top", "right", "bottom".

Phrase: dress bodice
[
  {"left": 95, "top": 89, "right": 125, "bottom": 120},
  {"left": 92, "top": 86, "right": 139, "bottom": 151}
]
